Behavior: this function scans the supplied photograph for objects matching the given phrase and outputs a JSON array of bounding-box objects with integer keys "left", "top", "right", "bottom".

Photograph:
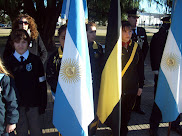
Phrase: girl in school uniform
[{"left": 0, "top": 59, "right": 19, "bottom": 136}]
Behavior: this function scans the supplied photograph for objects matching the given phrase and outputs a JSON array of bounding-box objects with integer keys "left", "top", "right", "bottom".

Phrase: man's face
[
  {"left": 59, "top": 29, "right": 66, "bottom": 49},
  {"left": 87, "top": 26, "right": 96, "bottom": 43},
  {"left": 128, "top": 16, "right": 138, "bottom": 28},
  {"left": 14, "top": 39, "right": 28, "bottom": 55}
]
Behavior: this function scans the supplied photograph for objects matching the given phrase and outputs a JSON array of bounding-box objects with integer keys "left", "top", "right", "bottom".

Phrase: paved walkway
[{"left": 41, "top": 56, "right": 182, "bottom": 136}]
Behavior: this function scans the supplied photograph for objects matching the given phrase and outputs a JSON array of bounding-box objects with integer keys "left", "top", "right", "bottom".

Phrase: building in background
[{"left": 138, "top": 12, "right": 166, "bottom": 27}]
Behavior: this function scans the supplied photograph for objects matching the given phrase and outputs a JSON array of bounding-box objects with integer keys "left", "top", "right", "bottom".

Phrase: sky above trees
[
  {"left": 140, "top": 0, "right": 164, "bottom": 13},
  {"left": 140, "top": 0, "right": 172, "bottom": 14}
]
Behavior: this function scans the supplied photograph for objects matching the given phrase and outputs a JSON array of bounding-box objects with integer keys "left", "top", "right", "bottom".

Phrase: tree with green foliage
[
  {"left": 87, "top": 0, "right": 140, "bottom": 24},
  {"left": 147, "top": 0, "right": 172, "bottom": 13},
  {"left": 0, "top": 0, "right": 63, "bottom": 50},
  {"left": 0, "top": 0, "right": 173, "bottom": 50},
  {"left": 23, "top": 0, "right": 63, "bottom": 50},
  {"left": 0, "top": 12, "right": 11, "bottom": 24},
  {"left": 0, "top": 0, "right": 22, "bottom": 22}
]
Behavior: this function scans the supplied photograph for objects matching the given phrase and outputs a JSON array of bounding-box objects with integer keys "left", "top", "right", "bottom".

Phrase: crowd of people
[{"left": 0, "top": 8, "right": 181, "bottom": 136}]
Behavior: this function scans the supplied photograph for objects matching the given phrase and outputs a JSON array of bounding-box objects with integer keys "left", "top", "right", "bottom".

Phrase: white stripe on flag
[
  {"left": 155, "top": 0, "right": 182, "bottom": 122},
  {"left": 155, "top": 29, "right": 182, "bottom": 122},
  {"left": 53, "top": 0, "right": 94, "bottom": 135},
  {"left": 61, "top": 0, "right": 88, "bottom": 20},
  {"left": 59, "top": 31, "right": 94, "bottom": 132},
  {"left": 160, "top": 28, "right": 181, "bottom": 97}
]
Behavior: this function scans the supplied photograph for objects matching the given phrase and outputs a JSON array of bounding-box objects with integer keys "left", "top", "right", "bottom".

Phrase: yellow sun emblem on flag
[
  {"left": 162, "top": 53, "right": 180, "bottom": 71},
  {"left": 59, "top": 58, "right": 81, "bottom": 84}
]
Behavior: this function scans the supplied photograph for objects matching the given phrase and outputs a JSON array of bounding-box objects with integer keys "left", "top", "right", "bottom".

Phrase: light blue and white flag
[
  {"left": 0, "top": 74, "right": 5, "bottom": 81},
  {"left": 53, "top": 0, "right": 94, "bottom": 135},
  {"left": 155, "top": 0, "right": 182, "bottom": 122},
  {"left": 61, "top": 0, "right": 88, "bottom": 20}
]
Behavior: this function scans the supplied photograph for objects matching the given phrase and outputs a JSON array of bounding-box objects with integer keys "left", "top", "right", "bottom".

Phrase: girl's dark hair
[
  {"left": 10, "top": 29, "right": 31, "bottom": 47},
  {"left": 122, "top": 21, "right": 132, "bottom": 30},
  {"left": 58, "top": 24, "right": 67, "bottom": 36}
]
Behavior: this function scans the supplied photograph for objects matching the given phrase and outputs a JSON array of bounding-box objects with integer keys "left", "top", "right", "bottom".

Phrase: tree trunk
[{"left": 24, "top": 0, "right": 63, "bottom": 51}]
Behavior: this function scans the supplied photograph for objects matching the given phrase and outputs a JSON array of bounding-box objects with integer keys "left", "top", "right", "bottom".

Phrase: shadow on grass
[
  {"left": 0, "top": 36, "right": 8, "bottom": 45},
  {"left": 0, "top": 36, "right": 8, "bottom": 57}
]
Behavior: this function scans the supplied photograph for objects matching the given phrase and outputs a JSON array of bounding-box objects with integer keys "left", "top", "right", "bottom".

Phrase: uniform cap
[
  {"left": 161, "top": 15, "right": 171, "bottom": 23},
  {"left": 127, "top": 8, "right": 140, "bottom": 18}
]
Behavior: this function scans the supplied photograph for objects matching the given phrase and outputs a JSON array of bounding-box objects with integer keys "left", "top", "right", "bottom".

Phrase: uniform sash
[
  {"left": 122, "top": 42, "right": 138, "bottom": 77},
  {"left": 92, "top": 41, "right": 98, "bottom": 49},
  {"left": 58, "top": 47, "right": 63, "bottom": 58}
]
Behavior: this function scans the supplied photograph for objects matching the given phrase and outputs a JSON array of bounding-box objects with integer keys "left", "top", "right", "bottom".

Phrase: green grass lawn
[
  {"left": 0, "top": 36, "right": 8, "bottom": 46},
  {"left": 0, "top": 28, "right": 11, "bottom": 37},
  {"left": 0, "top": 36, "right": 8, "bottom": 57}
]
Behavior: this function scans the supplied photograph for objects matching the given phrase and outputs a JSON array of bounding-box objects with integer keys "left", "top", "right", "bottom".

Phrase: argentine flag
[
  {"left": 53, "top": 0, "right": 94, "bottom": 135},
  {"left": 61, "top": 0, "right": 88, "bottom": 20},
  {"left": 155, "top": 0, "right": 182, "bottom": 122}
]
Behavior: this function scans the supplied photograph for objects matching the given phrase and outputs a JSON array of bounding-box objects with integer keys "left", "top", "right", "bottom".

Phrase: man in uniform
[
  {"left": 127, "top": 8, "right": 149, "bottom": 115},
  {"left": 149, "top": 15, "right": 182, "bottom": 136}
]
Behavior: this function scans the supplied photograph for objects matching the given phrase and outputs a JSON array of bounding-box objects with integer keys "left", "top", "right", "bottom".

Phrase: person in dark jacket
[
  {"left": 121, "top": 21, "right": 144, "bottom": 136},
  {"left": 86, "top": 22, "right": 103, "bottom": 115},
  {"left": 86, "top": 22, "right": 103, "bottom": 136},
  {"left": 46, "top": 24, "right": 67, "bottom": 99},
  {"left": 5, "top": 29, "right": 47, "bottom": 136},
  {"left": 149, "top": 15, "right": 182, "bottom": 136},
  {"left": 127, "top": 9, "right": 148, "bottom": 115},
  {"left": 0, "top": 59, "right": 19, "bottom": 136},
  {"left": 3, "top": 14, "right": 47, "bottom": 64}
]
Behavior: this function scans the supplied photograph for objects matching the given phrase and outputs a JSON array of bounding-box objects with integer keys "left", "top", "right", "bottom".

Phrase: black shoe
[
  {"left": 149, "top": 129, "right": 159, "bottom": 136},
  {"left": 133, "top": 109, "right": 145, "bottom": 115},
  {"left": 171, "top": 126, "right": 182, "bottom": 135}
]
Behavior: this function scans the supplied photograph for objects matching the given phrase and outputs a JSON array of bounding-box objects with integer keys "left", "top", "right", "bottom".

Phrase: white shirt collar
[{"left": 13, "top": 50, "right": 29, "bottom": 62}]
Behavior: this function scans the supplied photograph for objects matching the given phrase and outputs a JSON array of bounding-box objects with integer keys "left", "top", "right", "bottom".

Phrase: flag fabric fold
[
  {"left": 61, "top": 0, "right": 88, "bottom": 20},
  {"left": 53, "top": 0, "right": 94, "bottom": 135},
  {"left": 155, "top": 0, "right": 182, "bottom": 122},
  {"left": 97, "top": 0, "right": 121, "bottom": 135}
]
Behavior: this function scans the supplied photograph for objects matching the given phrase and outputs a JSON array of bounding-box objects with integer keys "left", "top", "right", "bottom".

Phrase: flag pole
[{"left": 167, "top": 122, "right": 171, "bottom": 136}]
